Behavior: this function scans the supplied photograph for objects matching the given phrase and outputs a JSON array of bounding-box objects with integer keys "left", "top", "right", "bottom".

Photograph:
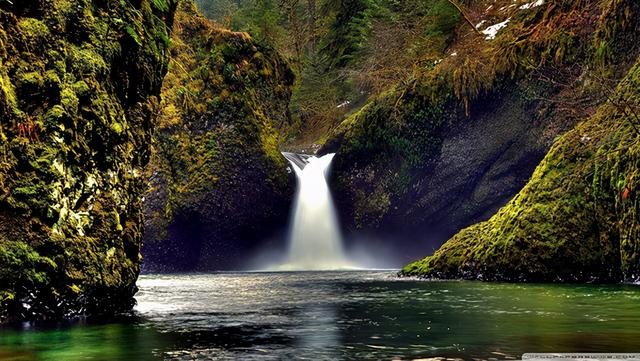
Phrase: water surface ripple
[{"left": 2, "top": 271, "right": 640, "bottom": 360}]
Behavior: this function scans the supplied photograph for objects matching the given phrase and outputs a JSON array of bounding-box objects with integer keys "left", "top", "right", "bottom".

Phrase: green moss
[
  {"left": 0, "top": 0, "right": 177, "bottom": 322},
  {"left": 0, "top": 241, "right": 57, "bottom": 320},
  {"left": 44, "top": 70, "right": 61, "bottom": 88},
  {"left": 17, "top": 18, "right": 50, "bottom": 47},
  {"left": 402, "top": 58, "right": 640, "bottom": 282},
  {"left": 67, "top": 45, "right": 108, "bottom": 77},
  {"left": 72, "top": 80, "right": 90, "bottom": 98},
  {"left": 17, "top": 71, "right": 45, "bottom": 93},
  {"left": 44, "top": 105, "right": 65, "bottom": 124},
  {"left": 60, "top": 87, "right": 79, "bottom": 114},
  {"left": 143, "top": 1, "right": 294, "bottom": 271},
  {"left": 326, "top": 0, "right": 640, "bottom": 233},
  {"left": 325, "top": 78, "right": 449, "bottom": 228},
  {"left": 0, "top": 71, "right": 18, "bottom": 117}
]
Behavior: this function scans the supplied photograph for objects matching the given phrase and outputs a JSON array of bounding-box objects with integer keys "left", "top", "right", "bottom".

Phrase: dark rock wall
[
  {"left": 323, "top": 0, "right": 640, "bottom": 266},
  {"left": 399, "top": 0, "right": 640, "bottom": 280},
  {"left": 403, "top": 57, "right": 640, "bottom": 282}
]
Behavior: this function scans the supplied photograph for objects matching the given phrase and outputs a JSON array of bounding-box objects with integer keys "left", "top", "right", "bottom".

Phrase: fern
[
  {"left": 125, "top": 25, "right": 142, "bottom": 46},
  {"left": 152, "top": 0, "right": 169, "bottom": 12}
]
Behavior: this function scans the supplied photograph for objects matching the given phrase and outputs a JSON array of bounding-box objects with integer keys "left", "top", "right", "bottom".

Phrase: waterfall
[{"left": 280, "top": 152, "right": 353, "bottom": 270}]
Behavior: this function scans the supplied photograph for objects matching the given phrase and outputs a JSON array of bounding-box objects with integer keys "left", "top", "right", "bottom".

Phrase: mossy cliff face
[
  {"left": 323, "top": 0, "right": 640, "bottom": 261},
  {"left": 402, "top": 58, "right": 640, "bottom": 282},
  {"left": 142, "top": 2, "right": 295, "bottom": 272},
  {"left": 0, "top": 0, "right": 176, "bottom": 322}
]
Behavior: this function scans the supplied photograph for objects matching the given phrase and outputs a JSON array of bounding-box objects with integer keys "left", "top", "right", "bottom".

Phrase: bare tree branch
[{"left": 446, "top": 0, "right": 482, "bottom": 36}]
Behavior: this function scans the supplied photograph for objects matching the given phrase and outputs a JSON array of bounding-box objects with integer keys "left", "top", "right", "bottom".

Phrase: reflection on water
[{"left": 2, "top": 271, "right": 640, "bottom": 360}]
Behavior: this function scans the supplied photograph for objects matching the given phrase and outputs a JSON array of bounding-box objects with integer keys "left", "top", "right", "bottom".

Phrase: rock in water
[{"left": 0, "top": 0, "right": 177, "bottom": 322}]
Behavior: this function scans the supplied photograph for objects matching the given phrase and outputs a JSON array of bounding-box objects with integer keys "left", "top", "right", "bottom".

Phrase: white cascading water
[{"left": 280, "top": 153, "right": 353, "bottom": 270}]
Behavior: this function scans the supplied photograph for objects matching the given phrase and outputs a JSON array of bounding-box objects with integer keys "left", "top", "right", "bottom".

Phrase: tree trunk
[{"left": 307, "top": 0, "right": 317, "bottom": 53}]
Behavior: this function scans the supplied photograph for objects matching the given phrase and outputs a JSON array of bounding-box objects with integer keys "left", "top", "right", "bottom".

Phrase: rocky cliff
[
  {"left": 399, "top": 0, "right": 640, "bottom": 281},
  {"left": 402, "top": 56, "right": 640, "bottom": 282},
  {"left": 141, "top": 1, "right": 295, "bottom": 272},
  {"left": 0, "top": 0, "right": 177, "bottom": 322},
  {"left": 323, "top": 0, "right": 640, "bottom": 263}
]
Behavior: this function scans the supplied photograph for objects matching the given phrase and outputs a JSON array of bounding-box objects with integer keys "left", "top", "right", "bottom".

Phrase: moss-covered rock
[
  {"left": 402, "top": 57, "right": 640, "bottom": 282},
  {"left": 0, "top": 0, "right": 177, "bottom": 322},
  {"left": 323, "top": 0, "right": 640, "bottom": 261},
  {"left": 142, "top": 1, "right": 295, "bottom": 272}
]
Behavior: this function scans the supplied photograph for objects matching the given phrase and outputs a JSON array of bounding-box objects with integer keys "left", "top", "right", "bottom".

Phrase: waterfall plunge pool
[{"left": 2, "top": 271, "right": 640, "bottom": 360}]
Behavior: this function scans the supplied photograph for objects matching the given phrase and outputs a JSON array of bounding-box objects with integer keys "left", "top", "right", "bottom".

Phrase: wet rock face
[
  {"left": 392, "top": 0, "right": 640, "bottom": 281},
  {"left": 141, "top": 2, "right": 295, "bottom": 272},
  {"left": 402, "top": 58, "right": 640, "bottom": 282},
  {"left": 0, "top": 0, "right": 176, "bottom": 322},
  {"left": 326, "top": 82, "right": 574, "bottom": 263},
  {"left": 324, "top": 0, "right": 640, "bottom": 267}
]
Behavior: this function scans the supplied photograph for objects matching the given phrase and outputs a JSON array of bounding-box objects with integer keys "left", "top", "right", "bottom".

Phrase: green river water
[{"left": 1, "top": 271, "right": 639, "bottom": 360}]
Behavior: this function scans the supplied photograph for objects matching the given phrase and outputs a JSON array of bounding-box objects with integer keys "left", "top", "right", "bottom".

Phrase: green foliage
[
  {"left": 231, "top": 0, "right": 284, "bottom": 46},
  {"left": 341, "top": 93, "right": 445, "bottom": 167},
  {"left": 125, "top": 25, "right": 143, "bottom": 46},
  {"left": 423, "top": 0, "right": 460, "bottom": 51},
  {"left": 322, "top": 0, "right": 640, "bottom": 237},
  {"left": 152, "top": 0, "right": 170, "bottom": 12},
  {"left": 195, "top": 0, "right": 241, "bottom": 24},
  {"left": 327, "top": 83, "right": 450, "bottom": 227},
  {"left": 0, "top": 242, "right": 56, "bottom": 319},
  {"left": 193, "top": 0, "right": 462, "bottom": 146},
  {"left": 320, "top": 0, "right": 377, "bottom": 68},
  {"left": 0, "top": 242, "right": 56, "bottom": 293}
]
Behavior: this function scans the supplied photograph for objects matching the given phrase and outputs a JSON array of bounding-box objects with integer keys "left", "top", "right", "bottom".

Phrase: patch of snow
[
  {"left": 475, "top": 20, "right": 486, "bottom": 29},
  {"left": 337, "top": 100, "right": 351, "bottom": 109},
  {"left": 451, "top": 52, "right": 458, "bottom": 56},
  {"left": 482, "top": 19, "right": 510, "bottom": 40},
  {"left": 519, "top": 0, "right": 544, "bottom": 10}
]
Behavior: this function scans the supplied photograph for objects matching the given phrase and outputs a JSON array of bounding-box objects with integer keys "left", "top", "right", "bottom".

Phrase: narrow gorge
[{"left": 1, "top": 0, "right": 639, "bottom": 359}]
